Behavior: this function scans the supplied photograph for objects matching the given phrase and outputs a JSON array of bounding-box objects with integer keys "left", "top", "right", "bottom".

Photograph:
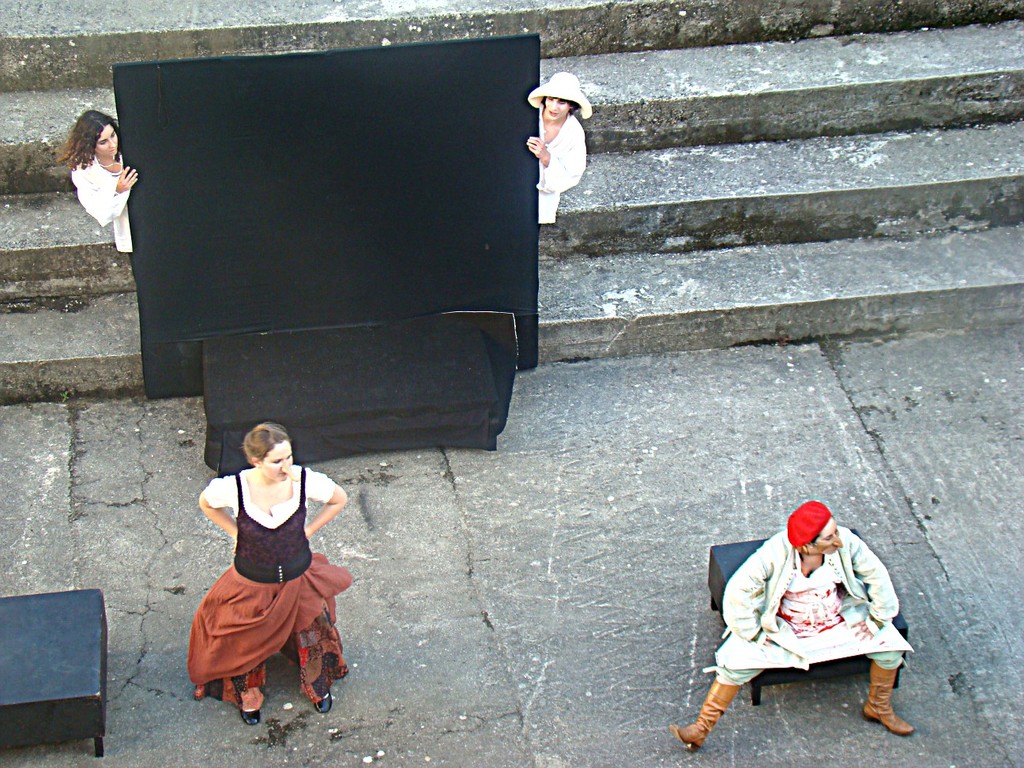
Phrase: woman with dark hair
[
  {"left": 525, "top": 72, "right": 592, "bottom": 224},
  {"left": 57, "top": 110, "right": 138, "bottom": 252},
  {"left": 188, "top": 422, "right": 353, "bottom": 725}
]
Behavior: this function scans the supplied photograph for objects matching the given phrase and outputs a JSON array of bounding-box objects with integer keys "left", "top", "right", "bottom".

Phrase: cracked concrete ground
[{"left": 2, "top": 323, "right": 1022, "bottom": 767}]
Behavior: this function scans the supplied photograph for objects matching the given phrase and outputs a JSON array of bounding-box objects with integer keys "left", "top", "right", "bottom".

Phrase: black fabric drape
[{"left": 113, "top": 36, "right": 540, "bottom": 397}]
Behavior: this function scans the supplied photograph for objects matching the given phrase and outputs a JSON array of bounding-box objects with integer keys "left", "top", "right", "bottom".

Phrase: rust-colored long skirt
[{"left": 188, "top": 553, "right": 352, "bottom": 706}]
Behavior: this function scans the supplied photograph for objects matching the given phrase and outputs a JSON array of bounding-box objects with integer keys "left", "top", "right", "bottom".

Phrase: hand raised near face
[
  {"left": 525, "top": 137, "right": 550, "bottom": 165},
  {"left": 116, "top": 166, "right": 139, "bottom": 194}
]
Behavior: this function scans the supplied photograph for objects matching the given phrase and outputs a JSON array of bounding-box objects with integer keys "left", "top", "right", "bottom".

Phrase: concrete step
[
  {"left": 3, "top": 0, "right": 1023, "bottom": 90},
  {"left": 5, "top": 121, "right": 1023, "bottom": 300},
  {"left": 0, "top": 192, "right": 134, "bottom": 300},
  {"left": 4, "top": 225, "right": 1023, "bottom": 403},
  {"left": 5, "top": 22, "right": 1024, "bottom": 195},
  {"left": 539, "top": 225, "right": 1024, "bottom": 360},
  {"left": 0, "top": 87, "right": 114, "bottom": 196},
  {"left": 0, "top": 293, "right": 142, "bottom": 404},
  {"left": 543, "top": 120, "right": 1024, "bottom": 257},
  {"left": 563, "top": 21, "right": 1024, "bottom": 153}
]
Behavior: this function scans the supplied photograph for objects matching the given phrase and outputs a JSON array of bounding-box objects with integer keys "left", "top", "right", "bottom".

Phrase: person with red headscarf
[{"left": 669, "top": 501, "right": 914, "bottom": 751}]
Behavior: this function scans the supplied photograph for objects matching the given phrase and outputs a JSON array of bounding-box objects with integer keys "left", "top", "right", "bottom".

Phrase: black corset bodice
[{"left": 233, "top": 469, "right": 312, "bottom": 582}]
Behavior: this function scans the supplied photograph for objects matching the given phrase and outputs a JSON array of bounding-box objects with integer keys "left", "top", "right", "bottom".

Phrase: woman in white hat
[{"left": 526, "top": 72, "right": 592, "bottom": 224}]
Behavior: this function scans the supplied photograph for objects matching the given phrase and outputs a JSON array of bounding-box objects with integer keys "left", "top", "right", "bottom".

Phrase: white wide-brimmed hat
[{"left": 527, "top": 72, "right": 593, "bottom": 119}]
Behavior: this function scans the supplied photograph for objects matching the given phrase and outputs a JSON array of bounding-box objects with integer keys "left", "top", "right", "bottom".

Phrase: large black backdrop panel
[{"left": 113, "top": 36, "right": 540, "bottom": 397}]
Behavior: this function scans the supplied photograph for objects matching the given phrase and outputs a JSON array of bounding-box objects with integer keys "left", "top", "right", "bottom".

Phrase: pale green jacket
[{"left": 722, "top": 526, "right": 900, "bottom": 659}]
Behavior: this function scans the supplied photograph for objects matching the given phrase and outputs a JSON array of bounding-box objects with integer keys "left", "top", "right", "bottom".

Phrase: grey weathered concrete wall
[{"left": 3, "top": 0, "right": 1023, "bottom": 90}]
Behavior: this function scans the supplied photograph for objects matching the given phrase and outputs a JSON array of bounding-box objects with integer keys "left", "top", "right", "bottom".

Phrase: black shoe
[
  {"left": 240, "top": 708, "right": 261, "bottom": 725},
  {"left": 315, "top": 692, "right": 333, "bottom": 714}
]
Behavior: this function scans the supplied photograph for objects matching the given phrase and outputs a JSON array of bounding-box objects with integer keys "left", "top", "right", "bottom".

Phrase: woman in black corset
[{"left": 188, "top": 422, "right": 352, "bottom": 725}]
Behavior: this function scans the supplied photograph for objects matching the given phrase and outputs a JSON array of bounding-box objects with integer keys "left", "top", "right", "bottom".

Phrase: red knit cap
[{"left": 787, "top": 501, "right": 833, "bottom": 547}]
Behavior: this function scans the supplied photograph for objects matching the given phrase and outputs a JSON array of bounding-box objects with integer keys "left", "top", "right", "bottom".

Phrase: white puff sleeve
[{"left": 201, "top": 476, "right": 241, "bottom": 515}]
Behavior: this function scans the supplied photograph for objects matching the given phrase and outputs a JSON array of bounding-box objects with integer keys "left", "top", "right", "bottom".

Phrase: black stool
[
  {"left": 202, "top": 314, "right": 518, "bottom": 474},
  {"left": 0, "top": 589, "right": 107, "bottom": 756},
  {"left": 708, "top": 537, "right": 908, "bottom": 705}
]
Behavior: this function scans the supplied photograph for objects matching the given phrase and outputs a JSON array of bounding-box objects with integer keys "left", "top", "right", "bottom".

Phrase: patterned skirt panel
[{"left": 194, "top": 608, "right": 346, "bottom": 705}]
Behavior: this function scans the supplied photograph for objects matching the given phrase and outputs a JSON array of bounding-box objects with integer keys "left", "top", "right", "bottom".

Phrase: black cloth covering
[
  {"left": 113, "top": 35, "right": 540, "bottom": 396},
  {"left": 204, "top": 313, "right": 518, "bottom": 474},
  {"left": 113, "top": 37, "right": 539, "bottom": 465}
]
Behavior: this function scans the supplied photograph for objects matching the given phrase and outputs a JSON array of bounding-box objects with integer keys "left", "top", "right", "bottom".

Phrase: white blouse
[
  {"left": 70, "top": 159, "right": 133, "bottom": 252},
  {"left": 779, "top": 560, "right": 844, "bottom": 638},
  {"left": 536, "top": 113, "right": 587, "bottom": 224},
  {"left": 201, "top": 467, "right": 337, "bottom": 530}
]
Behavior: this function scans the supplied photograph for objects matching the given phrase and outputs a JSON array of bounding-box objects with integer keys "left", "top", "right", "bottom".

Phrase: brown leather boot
[
  {"left": 863, "top": 661, "right": 914, "bottom": 735},
  {"left": 668, "top": 680, "right": 741, "bottom": 750}
]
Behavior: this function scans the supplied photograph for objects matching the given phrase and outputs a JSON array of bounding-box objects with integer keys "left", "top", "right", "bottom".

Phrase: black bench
[
  {"left": 0, "top": 589, "right": 107, "bottom": 756},
  {"left": 708, "top": 537, "right": 908, "bottom": 706},
  {"left": 202, "top": 313, "right": 518, "bottom": 474}
]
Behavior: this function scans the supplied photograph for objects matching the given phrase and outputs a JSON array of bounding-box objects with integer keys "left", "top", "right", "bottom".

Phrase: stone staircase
[{"left": 2, "top": 0, "right": 1023, "bottom": 404}]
